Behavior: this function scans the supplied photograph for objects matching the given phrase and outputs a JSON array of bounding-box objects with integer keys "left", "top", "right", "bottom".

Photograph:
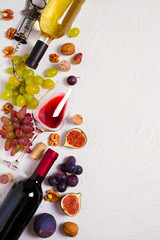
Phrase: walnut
[
  {"left": 61, "top": 43, "right": 75, "bottom": 55},
  {"left": 2, "top": 103, "right": 13, "bottom": 114},
  {"left": 49, "top": 53, "right": 60, "bottom": 63},
  {"left": 6, "top": 27, "right": 17, "bottom": 40},
  {"left": 44, "top": 190, "right": 61, "bottom": 202},
  {"left": 3, "top": 46, "right": 15, "bottom": 58},
  {"left": 1, "top": 9, "right": 14, "bottom": 21},
  {"left": 49, "top": 133, "right": 60, "bottom": 146}
]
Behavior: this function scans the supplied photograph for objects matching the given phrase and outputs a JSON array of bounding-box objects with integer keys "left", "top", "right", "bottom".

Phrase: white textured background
[{"left": 1, "top": 0, "right": 160, "bottom": 239}]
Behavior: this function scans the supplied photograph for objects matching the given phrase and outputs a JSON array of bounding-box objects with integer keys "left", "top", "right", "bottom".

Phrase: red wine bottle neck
[{"left": 34, "top": 149, "right": 59, "bottom": 178}]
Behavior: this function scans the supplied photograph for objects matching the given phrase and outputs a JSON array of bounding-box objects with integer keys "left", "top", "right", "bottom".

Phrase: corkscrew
[{"left": 14, "top": 0, "right": 47, "bottom": 52}]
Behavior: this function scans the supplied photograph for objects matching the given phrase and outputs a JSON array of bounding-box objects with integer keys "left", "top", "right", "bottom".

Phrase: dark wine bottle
[{"left": 0, "top": 148, "right": 58, "bottom": 240}]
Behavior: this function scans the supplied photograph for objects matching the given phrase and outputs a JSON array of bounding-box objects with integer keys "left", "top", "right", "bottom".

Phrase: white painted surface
[{"left": 1, "top": 0, "right": 160, "bottom": 239}]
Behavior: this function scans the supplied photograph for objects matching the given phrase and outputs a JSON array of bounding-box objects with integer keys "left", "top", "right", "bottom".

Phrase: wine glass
[{"left": 0, "top": 87, "right": 71, "bottom": 173}]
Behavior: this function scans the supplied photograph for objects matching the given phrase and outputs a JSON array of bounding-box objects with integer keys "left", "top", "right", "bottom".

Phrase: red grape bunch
[{"left": 0, "top": 105, "right": 35, "bottom": 156}]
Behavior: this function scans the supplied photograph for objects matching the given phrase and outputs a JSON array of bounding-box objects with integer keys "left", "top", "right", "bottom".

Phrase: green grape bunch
[{"left": 1, "top": 54, "right": 58, "bottom": 110}]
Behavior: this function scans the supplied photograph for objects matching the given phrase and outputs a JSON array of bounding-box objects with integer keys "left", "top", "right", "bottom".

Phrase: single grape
[
  {"left": 12, "top": 90, "right": 19, "bottom": 97},
  {"left": 21, "top": 125, "right": 34, "bottom": 132},
  {"left": 67, "top": 174, "right": 79, "bottom": 187},
  {"left": 26, "top": 147, "right": 32, "bottom": 153},
  {"left": 6, "top": 132, "right": 16, "bottom": 139},
  {"left": 12, "top": 139, "right": 18, "bottom": 148},
  {"left": 25, "top": 77, "right": 33, "bottom": 85},
  {"left": 57, "top": 183, "right": 67, "bottom": 192},
  {"left": 15, "top": 129, "right": 23, "bottom": 137},
  {"left": 67, "top": 76, "right": 77, "bottom": 86},
  {"left": 23, "top": 115, "right": 33, "bottom": 124},
  {"left": 1, "top": 116, "right": 12, "bottom": 125},
  {"left": 48, "top": 175, "right": 58, "bottom": 187},
  {"left": 16, "top": 95, "right": 26, "bottom": 107},
  {"left": 23, "top": 69, "right": 34, "bottom": 79},
  {"left": 75, "top": 165, "right": 83, "bottom": 175},
  {"left": 17, "top": 70, "right": 24, "bottom": 77},
  {"left": 66, "top": 162, "right": 77, "bottom": 173},
  {"left": 73, "top": 53, "right": 82, "bottom": 64},
  {"left": 42, "top": 79, "right": 55, "bottom": 89},
  {"left": 17, "top": 105, "right": 27, "bottom": 120},
  {"left": 13, "top": 122, "right": 20, "bottom": 129},
  {"left": 10, "top": 110, "right": 18, "bottom": 121},
  {"left": 69, "top": 27, "right": 80, "bottom": 38},
  {"left": 5, "top": 83, "right": 15, "bottom": 91},
  {"left": 45, "top": 67, "right": 58, "bottom": 78},
  {"left": 25, "top": 84, "right": 40, "bottom": 94},
  {"left": 33, "top": 75, "right": 44, "bottom": 85},
  {"left": 5, "top": 139, "right": 12, "bottom": 151},
  {"left": 56, "top": 172, "right": 67, "bottom": 183},
  {"left": 60, "top": 163, "right": 67, "bottom": 173},
  {"left": 67, "top": 156, "right": 76, "bottom": 164},
  {"left": 27, "top": 98, "right": 39, "bottom": 109},
  {"left": 23, "top": 93, "right": 34, "bottom": 103},
  {"left": 1, "top": 90, "right": 12, "bottom": 100},
  {"left": 25, "top": 132, "right": 34, "bottom": 138},
  {"left": 11, "top": 145, "right": 20, "bottom": 156},
  {"left": 7, "top": 67, "right": 13, "bottom": 74},
  {"left": 19, "top": 86, "right": 26, "bottom": 94},
  {"left": 12, "top": 97, "right": 17, "bottom": 105},
  {"left": 17, "top": 62, "right": 26, "bottom": 71},
  {"left": 22, "top": 54, "right": 29, "bottom": 62},
  {"left": 2, "top": 124, "right": 14, "bottom": 132},
  {"left": 18, "top": 138, "right": 30, "bottom": 147},
  {"left": 12, "top": 55, "right": 22, "bottom": 66},
  {"left": 8, "top": 76, "right": 20, "bottom": 87}
]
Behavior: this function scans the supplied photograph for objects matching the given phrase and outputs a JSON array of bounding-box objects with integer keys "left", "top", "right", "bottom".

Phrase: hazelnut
[
  {"left": 63, "top": 222, "right": 79, "bottom": 237},
  {"left": 72, "top": 114, "right": 83, "bottom": 125},
  {"left": 59, "top": 60, "right": 70, "bottom": 72},
  {"left": 61, "top": 43, "right": 75, "bottom": 55}
]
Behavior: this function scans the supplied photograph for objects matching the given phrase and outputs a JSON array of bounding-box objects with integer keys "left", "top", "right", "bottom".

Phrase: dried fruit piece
[
  {"left": 61, "top": 43, "right": 75, "bottom": 55},
  {"left": 3, "top": 46, "right": 15, "bottom": 58},
  {"left": 61, "top": 193, "right": 81, "bottom": 216},
  {"left": 72, "top": 114, "right": 83, "bottom": 125},
  {"left": 63, "top": 222, "right": 79, "bottom": 237},
  {"left": 64, "top": 128, "right": 87, "bottom": 148},
  {"left": 44, "top": 190, "right": 61, "bottom": 202},
  {"left": 73, "top": 53, "right": 82, "bottom": 64},
  {"left": 59, "top": 60, "right": 70, "bottom": 72},
  {"left": 2, "top": 103, "right": 13, "bottom": 114},
  {"left": 49, "top": 53, "right": 60, "bottom": 63},
  {"left": 6, "top": 27, "right": 17, "bottom": 40},
  {"left": 1, "top": 9, "right": 14, "bottom": 21},
  {"left": 49, "top": 133, "right": 60, "bottom": 146}
]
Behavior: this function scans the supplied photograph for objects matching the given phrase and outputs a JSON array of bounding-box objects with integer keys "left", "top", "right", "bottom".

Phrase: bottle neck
[
  {"left": 29, "top": 172, "right": 44, "bottom": 184},
  {"left": 34, "top": 149, "right": 59, "bottom": 178}
]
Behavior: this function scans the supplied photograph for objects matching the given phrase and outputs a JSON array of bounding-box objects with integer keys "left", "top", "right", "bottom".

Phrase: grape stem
[{"left": 11, "top": 59, "right": 16, "bottom": 77}]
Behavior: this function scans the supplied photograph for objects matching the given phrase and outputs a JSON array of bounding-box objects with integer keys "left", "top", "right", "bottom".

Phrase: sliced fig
[
  {"left": 61, "top": 193, "right": 81, "bottom": 216},
  {"left": 64, "top": 128, "right": 87, "bottom": 148}
]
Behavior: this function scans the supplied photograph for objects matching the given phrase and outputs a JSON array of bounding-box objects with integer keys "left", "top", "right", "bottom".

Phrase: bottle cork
[
  {"left": 0, "top": 173, "right": 13, "bottom": 184},
  {"left": 30, "top": 142, "right": 48, "bottom": 160}
]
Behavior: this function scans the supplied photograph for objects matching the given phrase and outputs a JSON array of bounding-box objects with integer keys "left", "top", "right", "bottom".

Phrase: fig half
[
  {"left": 61, "top": 193, "right": 81, "bottom": 216},
  {"left": 64, "top": 128, "right": 87, "bottom": 149}
]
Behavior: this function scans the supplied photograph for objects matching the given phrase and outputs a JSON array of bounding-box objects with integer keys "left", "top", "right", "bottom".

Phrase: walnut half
[{"left": 2, "top": 103, "right": 13, "bottom": 114}]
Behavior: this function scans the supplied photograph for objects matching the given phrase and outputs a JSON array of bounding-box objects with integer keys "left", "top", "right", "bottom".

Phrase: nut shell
[
  {"left": 72, "top": 114, "right": 83, "bottom": 125},
  {"left": 61, "top": 43, "right": 75, "bottom": 55},
  {"left": 63, "top": 222, "right": 79, "bottom": 237}
]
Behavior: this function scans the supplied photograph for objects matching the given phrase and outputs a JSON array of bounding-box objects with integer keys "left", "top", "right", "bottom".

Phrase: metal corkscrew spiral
[{"left": 14, "top": 0, "right": 47, "bottom": 52}]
